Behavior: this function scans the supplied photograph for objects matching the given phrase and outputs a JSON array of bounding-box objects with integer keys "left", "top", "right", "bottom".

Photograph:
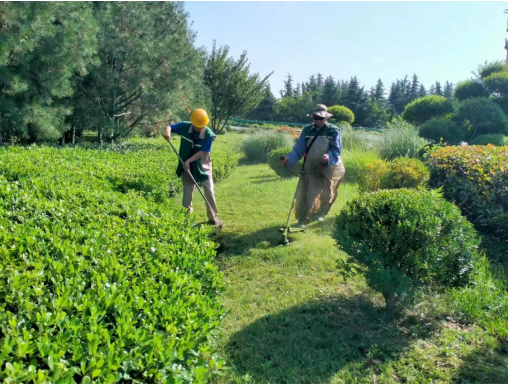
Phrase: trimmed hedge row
[
  {"left": 0, "top": 137, "right": 240, "bottom": 382},
  {"left": 0, "top": 137, "right": 240, "bottom": 203},
  {"left": 359, "top": 157, "right": 429, "bottom": 192},
  {"left": 427, "top": 145, "right": 508, "bottom": 240}
]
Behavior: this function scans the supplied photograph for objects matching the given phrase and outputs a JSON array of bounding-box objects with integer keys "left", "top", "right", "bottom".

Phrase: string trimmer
[
  {"left": 167, "top": 140, "right": 223, "bottom": 229},
  {"left": 279, "top": 156, "right": 305, "bottom": 246}
]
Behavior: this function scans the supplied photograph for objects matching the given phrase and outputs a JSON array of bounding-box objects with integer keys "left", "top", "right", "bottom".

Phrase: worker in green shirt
[{"left": 163, "top": 108, "right": 220, "bottom": 224}]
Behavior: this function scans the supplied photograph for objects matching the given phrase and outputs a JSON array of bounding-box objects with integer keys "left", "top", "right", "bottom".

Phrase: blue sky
[{"left": 184, "top": 1, "right": 508, "bottom": 96}]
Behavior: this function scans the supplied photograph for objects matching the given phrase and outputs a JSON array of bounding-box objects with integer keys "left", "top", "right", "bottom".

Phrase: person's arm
[
  {"left": 183, "top": 137, "right": 214, "bottom": 170},
  {"left": 163, "top": 122, "right": 185, "bottom": 141},
  {"left": 284, "top": 131, "right": 306, "bottom": 168},
  {"left": 326, "top": 128, "right": 342, "bottom": 166}
]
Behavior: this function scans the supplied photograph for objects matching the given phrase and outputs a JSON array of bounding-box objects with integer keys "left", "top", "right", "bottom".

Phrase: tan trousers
[{"left": 181, "top": 162, "right": 218, "bottom": 221}]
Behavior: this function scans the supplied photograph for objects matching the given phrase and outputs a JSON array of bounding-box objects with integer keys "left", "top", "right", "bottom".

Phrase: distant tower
[{"left": 505, "top": 10, "right": 508, "bottom": 64}]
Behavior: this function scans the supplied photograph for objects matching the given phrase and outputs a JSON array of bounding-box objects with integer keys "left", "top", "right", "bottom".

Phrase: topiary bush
[
  {"left": 328, "top": 105, "right": 355, "bottom": 125},
  {"left": 242, "top": 132, "right": 295, "bottom": 163},
  {"left": 359, "top": 157, "right": 429, "bottom": 192},
  {"left": 469, "top": 133, "right": 507, "bottom": 146},
  {"left": 418, "top": 117, "right": 465, "bottom": 145},
  {"left": 268, "top": 146, "right": 302, "bottom": 178},
  {"left": 483, "top": 71, "right": 508, "bottom": 95},
  {"left": 454, "top": 80, "right": 490, "bottom": 101},
  {"left": 427, "top": 145, "right": 508, "bottom": 240},
  {"left": 377, "top": 118, "right": 428, "bottom": 160},
  {"left": 335, "top": 189, "right": 479, "bottom": 314},
  {"left": 402, "top": 95, "right": 454, "bottom": 125},
  {"left": 0, "top": 145, "right": 227, "bottom": 382},
  {"left": 476, "top": 60, "right": 508, "bottom": 80},
  {"left": 453, "top": 97, "right": 508, "bottom": 140}
]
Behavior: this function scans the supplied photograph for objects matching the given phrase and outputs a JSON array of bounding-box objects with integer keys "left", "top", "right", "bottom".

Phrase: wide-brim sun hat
[{"left": 307, "top": 104, "right": 333, "bottom": 119}]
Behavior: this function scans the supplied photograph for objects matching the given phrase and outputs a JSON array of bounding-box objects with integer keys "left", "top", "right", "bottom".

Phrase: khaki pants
[{"left": 181, "top": 162, "right": 218, "bottom": 221}]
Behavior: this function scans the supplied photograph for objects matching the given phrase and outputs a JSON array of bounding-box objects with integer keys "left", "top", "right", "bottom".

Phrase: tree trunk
[
  {"left": 383, "top": 290, "right": 397, "bottom": 319},
  {"left": 72, "top": 126, "right": 76, "bottom": 144}
]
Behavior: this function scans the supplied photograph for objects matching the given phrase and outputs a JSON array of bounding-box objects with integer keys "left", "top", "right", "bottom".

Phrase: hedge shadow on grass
[
  {"left": 452, "top": 346, "right": 508, "bottom": 384},
  {"left": 224, "top": 295, "right": 432, "bottom": 384},
  {"left": 215, "top": 225, "right": 289, "bottom": 256}
]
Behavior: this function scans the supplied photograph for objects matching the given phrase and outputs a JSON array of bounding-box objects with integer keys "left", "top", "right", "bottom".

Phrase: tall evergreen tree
[
  {"left": 374, "top": 79, "right": 386, "bottom": 102},
  {"left": 294, "top": 82, "right": 301, "bottom": 97},
  {"left": 321, "top": 76, "right": 338, "bottom": 107},
  {"left": 247, "top": 84, "right": 276, "bottom": 121},
  {"left": 281, "top": 73, "right": 294, "bottom": 98},
  {"left": 317, "top": 72, "right": 324, "bottom": 88},
  {"left": 301, "top": 82, "right": 306, "bottom": 94},
  {"left": 418, "top": 84, "right": 427, "bottom": 98},
  {"left": 75, "top": 2, "right": 206, "bottom": 142},
  {"left": 307, "top": 74, "right": 318, "bottom": 93},
  {"left": 435, "top": 81, "right": 443, "bottom": 96},
  {"left": 410, "top": 74, "right": 420, "bottom": 100},
  {"left": 429, "top": 84, "right": 436, "bottom": 95},
  {"left": 443, "top": 81, "right": 454, "bottom": 99},
  {"left": 0, "top": 2, "right": 98, "bottom": 143}
]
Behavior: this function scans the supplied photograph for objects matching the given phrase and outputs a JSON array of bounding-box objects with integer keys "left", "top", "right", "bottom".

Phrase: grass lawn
[{"left": 176, "top": 160, "right": 508, "bottom": 384}]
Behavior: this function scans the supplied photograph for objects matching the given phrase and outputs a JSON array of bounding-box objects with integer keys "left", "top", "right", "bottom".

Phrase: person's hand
[
  {"left": 163, "top": 125, "right": 171, "bottom": 142},
  {"left": 184, "top": 159, "right": 191, "bottom": 171},
  {"left": 280, "top": 156, "right": 288, "bottom": 166},
  {"left": 321, "top": 154, "right": 329, "bottom": 164}
]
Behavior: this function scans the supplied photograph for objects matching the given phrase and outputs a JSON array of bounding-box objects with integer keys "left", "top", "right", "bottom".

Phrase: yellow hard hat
[{"left": 190, "top": 108, "right": 209, "bottom": 129}]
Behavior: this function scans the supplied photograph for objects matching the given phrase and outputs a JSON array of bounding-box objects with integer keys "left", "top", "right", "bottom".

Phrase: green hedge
[
  {"left": 418, "top": 117, "right": 464, "bottom": 145},
  {"left": 469, "top": 134, "right": 507, "bottom": 146},
  {"left": 267, "top": 147, "right": 302, "bottom": 179},
  {"left": 427, "top": 145, "right": 508, "bottom": 240},
  {"left": 335, "top": 189, "right": 479, "bottom": 314},
  {"left": 0, "top": 139, "right": 238, "bottom": 382},
  {"left": 359, "top": 157, "right": 429, "bottom": 192}
]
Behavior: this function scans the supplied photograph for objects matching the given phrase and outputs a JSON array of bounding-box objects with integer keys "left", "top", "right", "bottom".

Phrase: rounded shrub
[
  {"left": 359, "top": 157, "right": 429, "bottom": 192},
  {"left": 334, "top": 189, "right": 480, "bottom": 314},
  {"left": 418, "top": 117, "right": 465, "bottom": 144},
  {"left": 477, "top": 60, "right": 508, "bottom": 80},
  {"left": 454, "top": 97, "right": 508, "bottom": 139},
  {"left": 469, "top": 133, "right": 507, "bottom": 146},
  {"left": 328, "top": 105, "right": 355, "bottom": 125},
  {"left": 402, "top": 95, "right": 454, "bottom": 125},
  {"left": 268, "top": 147, "right": 302, "bottom": 178},
  {"left": 454, "top": 80, "right": 489, "bottom": 101},
  {"left": 483, "top": 71, "right": 508, "bottom": 95},
  {"left": 242, "top": 132, "right": 295, "bottom": 163}
]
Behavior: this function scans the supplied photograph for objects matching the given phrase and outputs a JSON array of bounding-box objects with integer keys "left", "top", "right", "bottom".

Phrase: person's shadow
[{"left": 224, "top": 294, "right": 437, "bottom": 383}]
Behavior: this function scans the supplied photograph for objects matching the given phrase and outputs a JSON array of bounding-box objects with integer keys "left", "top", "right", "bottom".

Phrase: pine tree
[
  {"left": 301, "top": 82, "right": 306, "bottom": 94},
  {"left": 247, "top": 84, "right": 276, "bottom": 121},
  {"left": 410, "top": 74, "right": 420, "bottom": 100},
  {"left": 435, "top": 81, "right": 443, "bottom": 96},
  {"left": 76, "top": 2, "right": 210, "bottom": 141},
  {"left": 418, "top": 84, "right": 427, "bottom": 98},
  {"left": 374, "top": 79, "right": 385, "bottom": 102},
  {"left": 317, "top": 72, "right": 324, "bottom": 88},
  {"left": 281, "top": 73, "right": 294, "bottom": 98},
  {"left": 321, "top": 76, "right": 338, "bottom": 107},
  {"left": 0, "top": 2, "right": 98, "bottom": 143},
  {"left": 429, "top": 84, "right": 436, "bottom": 95},
  {"left": 294, "top": 82, "right": 301, "bottom": 97},
  {"left": 443, "top": 81, "right": 454, "bottom": 99}
]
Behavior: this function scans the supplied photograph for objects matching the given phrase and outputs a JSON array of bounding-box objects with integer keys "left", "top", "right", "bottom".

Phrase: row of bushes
[
  {"left": 0, "top": 137, "right": 240, "bottom": 203},
  {"left": 0, "top": 136, "right": 241, "bottom": 382}
]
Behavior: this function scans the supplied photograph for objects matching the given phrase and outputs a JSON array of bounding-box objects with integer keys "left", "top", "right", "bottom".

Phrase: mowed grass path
[{"left": 176, "top": 162, "right": 508, "bottom": 384}]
